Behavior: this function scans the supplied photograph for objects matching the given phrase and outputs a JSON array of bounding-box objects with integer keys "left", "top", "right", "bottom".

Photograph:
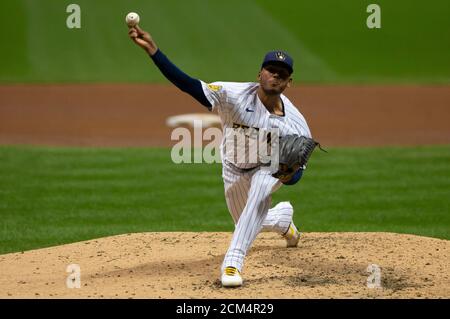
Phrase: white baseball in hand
[{"left": 126, "top": 12, "right": 140, "bottom": 27}]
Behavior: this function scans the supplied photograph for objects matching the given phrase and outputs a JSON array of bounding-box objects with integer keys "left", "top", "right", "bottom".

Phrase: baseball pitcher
[{"left": 128, "top": 25, "right": 317, "bottom": 287}]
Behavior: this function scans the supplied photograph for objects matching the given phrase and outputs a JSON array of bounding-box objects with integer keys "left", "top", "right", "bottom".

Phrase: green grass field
[
  {"left": 0, "top": 0, "right": 449, "bottom": 84},
  {"left": 1, "top": 145, "right": 449, "bottom": 254}
]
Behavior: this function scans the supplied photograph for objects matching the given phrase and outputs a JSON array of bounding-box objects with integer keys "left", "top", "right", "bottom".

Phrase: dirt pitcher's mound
[{"left": 0, "top": 232, "right": 448, "bottom": 299}]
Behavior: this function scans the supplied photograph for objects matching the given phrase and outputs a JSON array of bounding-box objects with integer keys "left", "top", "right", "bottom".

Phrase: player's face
[{"left": 258, "top": 64, "right": 292, "bottom": 95}]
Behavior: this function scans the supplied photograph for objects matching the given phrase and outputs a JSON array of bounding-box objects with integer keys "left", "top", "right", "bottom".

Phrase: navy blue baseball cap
[{"left": 261, "top": 51, "right": 294, "bottom": 74}]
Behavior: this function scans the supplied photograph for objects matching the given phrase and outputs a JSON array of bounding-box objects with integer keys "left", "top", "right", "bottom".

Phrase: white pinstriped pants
[{"left": 221, "top": 161, "right": 294, "bottom": 272}]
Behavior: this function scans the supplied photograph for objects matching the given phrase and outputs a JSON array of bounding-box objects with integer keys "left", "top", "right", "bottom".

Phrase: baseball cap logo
[
  {"left": 261, "top": 50, "right": 294, "bottom": 74},
  {"left": 276, "top": 52, "right": 286, "bottom": 61}
]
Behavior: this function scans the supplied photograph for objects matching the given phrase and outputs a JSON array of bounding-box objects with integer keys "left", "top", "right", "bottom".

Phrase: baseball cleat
[
  {"left": 221, "top": 267, "right": 243, "bottom": 288},
  {"left": 284, "top": 222, "right": 301, "bottom": 248}
]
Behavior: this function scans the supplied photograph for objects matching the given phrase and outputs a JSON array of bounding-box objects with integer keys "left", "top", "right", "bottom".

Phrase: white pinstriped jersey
[{"left": 201, "top": 81, "right": 312, "bottom": 169}]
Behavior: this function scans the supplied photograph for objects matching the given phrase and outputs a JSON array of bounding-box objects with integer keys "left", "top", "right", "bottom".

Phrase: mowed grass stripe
[
  {"left": 0, "top": 145, "right": 449, "bottom": 254},
  {"left": 2, "top": 0, "right": 448, "bottom": 83}
]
